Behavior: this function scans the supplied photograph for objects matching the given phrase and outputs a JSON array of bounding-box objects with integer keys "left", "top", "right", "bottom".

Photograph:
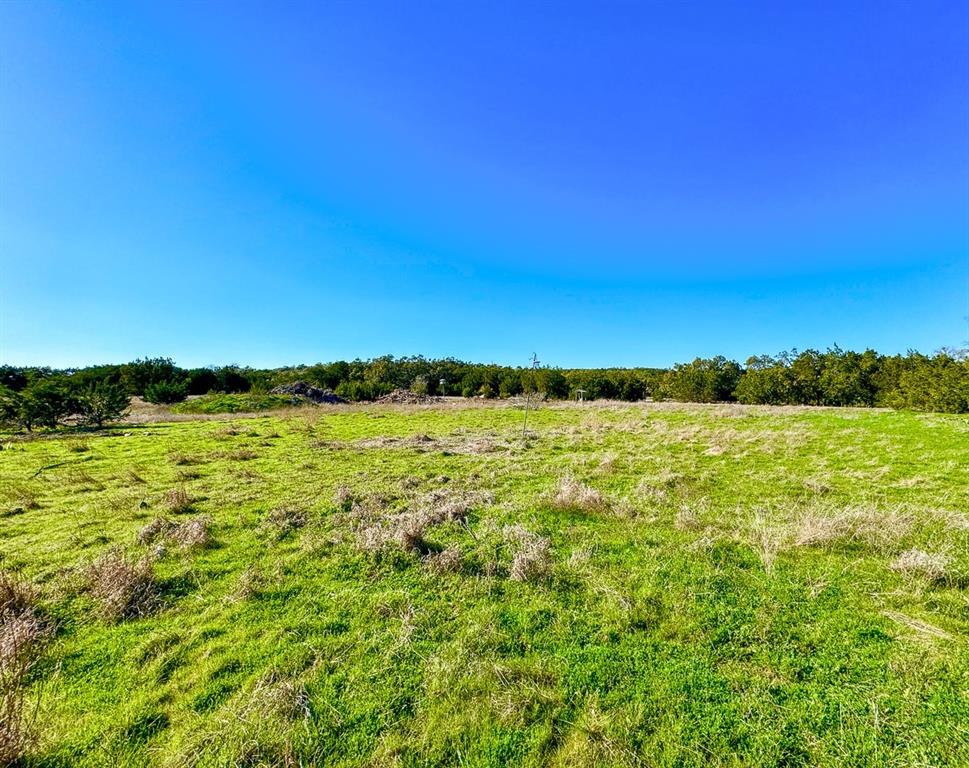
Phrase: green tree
[
  {"left": 76, "top": 381, "right": 130, "bottom": 427},
  {"left": 0, "top": 378, "right": 72, "bottom": 431},
  {"left": 144, "top": 379, "right": 188, "bottom": 404}
]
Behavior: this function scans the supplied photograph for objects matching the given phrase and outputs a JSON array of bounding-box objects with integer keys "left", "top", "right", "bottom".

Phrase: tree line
[{"left": 1, "top": 347, "right": 967, "bottom": 430}]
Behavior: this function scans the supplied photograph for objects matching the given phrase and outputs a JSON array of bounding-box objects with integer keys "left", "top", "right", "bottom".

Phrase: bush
[
  {"left": 75, "top": 381, "right": 130, "bottom": 427},
  {"left": 144, "top": 379, "right": 188, "bottom": 404},
  {"left": 170, "top": 394, "right": 295, "bottom": 414},
  {"left": 0, "top": 379, "right": 72, "bottom": 431}
]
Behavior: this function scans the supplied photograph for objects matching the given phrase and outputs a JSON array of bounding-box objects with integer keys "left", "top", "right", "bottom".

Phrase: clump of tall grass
[
  {"left": 84, "top": 551, "right": 159, "bottom": 622},
  {"left": 163, "top": 487, "right": 194, "bottom": 515},
  {"left": 424, "top": 546, "right": 463, "bottom": 575},
  {"left": 504, "top": 525, "right": 553, "bottom": 582},
  {"left": 553, "top": 474, "right": 609, "bottom": 513},
  {"left": 1, "top": 571, "right": 50, "bottom": 765},
  {"left": 261, "top": 507, "right": 308, "bottom": 540},
  {"left": 891, "top": 549, "right": 949, "bottom": 583},
  {"left": 138, "top": 514, "right": 213, "bottom": 551}
]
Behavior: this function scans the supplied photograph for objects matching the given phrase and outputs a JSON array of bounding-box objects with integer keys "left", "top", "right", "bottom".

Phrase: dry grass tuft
[
  {"left": 424, "top": 546, "right": 463, "bottom": 574},
  {"left": 890, "top": 549, "right": 950, "bottom": 583},
  {"left": 749, "top": 514, "right": 785, "bottom": 575},
  {"left": 137, "top": 517, "right": 177, "bottom": 546},
  {"left": 504, "top": 525, "right": 553, "bottom": 582},
  {"left": 230, "top": 566, "right": 268, "bottom": 603},
  {"left": 333, "top": 485, "right": 355, "bottom": 510},
  {"left": 138, "top": 515, "right": 212, "bottom": 550},
  {"left": 124, "top": 469, "right": 147, "bottom": 485},
  {"left": 84, "top": 550, "right": 158, "bottom": 622},
  {"left": 169, "top": 515, "right": 214, "bottom": 550},
  {"left": 803, "top": 477, "right": 832, "bottom": 495},
  {"left": 0, "top": 573, "right": 38, "bottom": 619},
  {"left": 674, "top": 504, "right": 702, "bottom": 531},
  {"left": 1, "top": 572, "right": 50, "bottom": 765},
  {"left": 168, "top": 452, "right": 201, "bottom": 466},
  {"left": 553, "top": 474, "right": 609, "bottom": 513},
  {"left": 163, "top": 487, "right": 194, "bottom": 515},
  {"left": 351, "top": 490, "right": 485, "bottom": 555},
  {"left": 262, "top": 507, "right": 308, "bottom": 540},
  {"left": 793, "top": 505, "right": 914, "bottom": 552}
]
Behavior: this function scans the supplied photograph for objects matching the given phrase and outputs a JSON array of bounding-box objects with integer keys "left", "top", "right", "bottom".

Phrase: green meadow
[{"left": 2, "top": 402, "right": 967, "bottom": 767}]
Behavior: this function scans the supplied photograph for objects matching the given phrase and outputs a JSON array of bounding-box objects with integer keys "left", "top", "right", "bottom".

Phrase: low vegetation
[
  {"left": 3, "top": 345, "right": 968, "bottom": 430},
  {"left": 0, "top": 400, "right": 966, "bottom": 765}
]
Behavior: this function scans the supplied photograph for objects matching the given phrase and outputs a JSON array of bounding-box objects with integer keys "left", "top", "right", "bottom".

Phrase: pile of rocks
[
  {"left": 375, "top": 388, "right": 440, "bottom": 405},
  {"left": 270, "top": 382, "right": 346, "bottom": 404}
]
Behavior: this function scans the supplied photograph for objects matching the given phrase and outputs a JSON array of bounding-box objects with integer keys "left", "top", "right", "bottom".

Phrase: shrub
[
  {"left": 0, "top": 379, "right": 72, "bottom": 431},
  {"left": 75, "top": 381, "right": 130, "bottom": 427},
  {"left": 144, "top": 379, "right": 188, "bottom": 405}
]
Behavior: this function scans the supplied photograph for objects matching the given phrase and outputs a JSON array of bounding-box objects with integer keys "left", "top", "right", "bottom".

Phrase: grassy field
[{"left": 1, "top": 401, "right": 967, "bottom": 767}]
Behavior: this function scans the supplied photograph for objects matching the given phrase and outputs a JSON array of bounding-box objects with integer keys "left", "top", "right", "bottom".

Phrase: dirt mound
[
  {"left": 270, "top": 382, "right": 346, "bottom": 404},
  {"left": 376, "top": 388, "right": 440, "bottom": 405}
]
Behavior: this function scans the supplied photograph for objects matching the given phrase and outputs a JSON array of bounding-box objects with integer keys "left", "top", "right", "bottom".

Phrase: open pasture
[{"left": 1, "top": 401, "right": 967, "bottom": 767}]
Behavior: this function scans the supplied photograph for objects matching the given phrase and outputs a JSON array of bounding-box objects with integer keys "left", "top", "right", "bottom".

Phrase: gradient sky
[{"left": 1, "top": 1, "right": 967, "bottom": 369}]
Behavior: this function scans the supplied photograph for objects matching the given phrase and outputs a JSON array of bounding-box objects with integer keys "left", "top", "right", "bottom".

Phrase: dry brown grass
[
  {"left": 1, "top": 572, "right": 50, "bottom": 765},
  {"left": 224, "top": 448, "right": 258, "bottom": 462},
  {"left": 168, "top": 452, "right": 202, "bottom": 466},
  {"left": 333, "top": 485, "right": 355, "bottom": 510},
  {"left": 351, "top": 490, "right": 486, "bottom": 555},
  {"left": 424, "top": 546, "right": 463, "bottom": 574},
  {"left": 553, "top": 475, "right": 609, "bottom": 513},
  {"left": 230, "top": 566, "right": 269, "bottom": 603},
  {"left": 749, "top": 513, "right": 785, "bottom": 575},
  {"left": 674, "top": 504, "right": 702, "bottom": 531},
  {"left": 262, "top": 507, "right": 308, "bottom": 540},
  {"left": 137, "top": 517, "right": 177, "bottom": 546},
  {"left": 793, "top": 505, "right": 915, "bottom": 552},
  {"left": 84, "top": 550, "right": 159, "bottom": 622},
  {"left": 169, "top": 515, "right": 214, "bottom": 550},
  {"left": 504, "top": 525, "right": 553, "bottom": 582},
  {"left": 163, "top": 487, "right": 194, "bottom": 515},
  {"left": 890, "top": 549, "right": 950, "bottom": 583}
]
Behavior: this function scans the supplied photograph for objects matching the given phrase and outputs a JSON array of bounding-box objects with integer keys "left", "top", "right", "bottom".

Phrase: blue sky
[{"left": 1, "top": 1, "right": 967, "bottom": 369}]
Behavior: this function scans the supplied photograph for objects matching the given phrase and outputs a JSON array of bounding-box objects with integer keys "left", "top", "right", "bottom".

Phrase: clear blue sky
[{"left": 1, "top": 1, "right": 967, "bottom": 369}]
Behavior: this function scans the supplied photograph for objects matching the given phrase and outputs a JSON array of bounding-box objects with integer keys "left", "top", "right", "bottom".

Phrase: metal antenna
[{"left": 522, "top": 353, "right": 540, "bottom": 442}]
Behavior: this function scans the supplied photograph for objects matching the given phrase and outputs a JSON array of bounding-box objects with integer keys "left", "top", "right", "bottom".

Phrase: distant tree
[
  {"left": 185, "top": 368, "right": 219, "bottom": 395},
  {"left": 663, "top": 356, "right": 741, "bottom": 402},
  {"left": 120, "top": 357, "right": 181, "bottom": 395},
  {"left": 75, "top": 381, "right": 130, "bottom": 427},
  {"left": 735, "top": 355, "right": 793, "bottom": 405},
  {"left": 0, "top": 378, "right": 72, "bottom": 431},
  {"left": 144, "top": 379, "right": 188, "bottom": 404},
  {"left": 410, "top": 375, "right": 429, "bottom": 395}
]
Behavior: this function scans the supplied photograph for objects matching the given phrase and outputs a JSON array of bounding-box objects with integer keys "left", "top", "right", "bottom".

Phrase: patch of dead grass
[
  {"left": 553, "top": 475, "right": 609, "bottom": 513},
  {"left": 890, "top": 549, "right": 950, "bottom": 583},
  {"left": 1, "top": 572, "right": 50, "bottom": 765},
  {"left": 84, "top": 550, "right": 159, "bottom": 622}
]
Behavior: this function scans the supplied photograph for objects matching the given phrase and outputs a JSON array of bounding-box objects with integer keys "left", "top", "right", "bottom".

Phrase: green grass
[
  {"left": 170, "top": 393, "right": 300, "bottom": 414},
  {"left": 1, "top": 402, "right": 967, "bottom": 767}
]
